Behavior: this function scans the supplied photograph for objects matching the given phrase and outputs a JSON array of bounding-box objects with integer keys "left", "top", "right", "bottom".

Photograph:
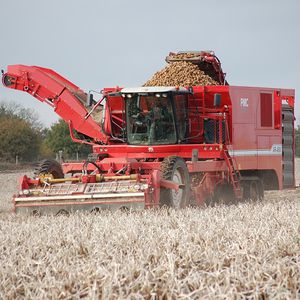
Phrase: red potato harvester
[{"left": 1, "top": 51, "right": 295, "bottom": 215}]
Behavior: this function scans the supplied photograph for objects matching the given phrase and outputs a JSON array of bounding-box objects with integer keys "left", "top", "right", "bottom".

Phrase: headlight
[{"left": 22, "top": 189, "right": 30, "bottom": 195}]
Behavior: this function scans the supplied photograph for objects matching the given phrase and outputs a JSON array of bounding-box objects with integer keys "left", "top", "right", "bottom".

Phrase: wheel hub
[{"left": 171, "top": 169, "right": 183, "bottom": 208}]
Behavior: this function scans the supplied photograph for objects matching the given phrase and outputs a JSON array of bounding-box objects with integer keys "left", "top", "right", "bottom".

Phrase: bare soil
[{"left": 0, "top": 162, "right": 299, "bottom": 299}]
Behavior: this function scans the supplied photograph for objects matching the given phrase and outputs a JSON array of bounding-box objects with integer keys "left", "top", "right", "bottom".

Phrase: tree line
[{"left": 0, "top": 101, "right": 91, "bottom": 163}]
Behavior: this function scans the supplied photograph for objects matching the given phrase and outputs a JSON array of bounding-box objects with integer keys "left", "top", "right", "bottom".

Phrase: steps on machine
[{"left": 223, "top": 147, "right": 242, "bottom": 199}]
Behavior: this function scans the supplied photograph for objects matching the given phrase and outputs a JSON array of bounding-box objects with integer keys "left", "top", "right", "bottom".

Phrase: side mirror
[
  {"left": 214, "top": 93, "right": 221, "bottom": 107},
  {"left": 86, "top": 93, "right": 94, "bottom": 107}
]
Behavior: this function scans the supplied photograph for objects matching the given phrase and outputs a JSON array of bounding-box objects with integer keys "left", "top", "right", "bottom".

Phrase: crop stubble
[{"left": 0, "top": 165, "right": 299, "bottom": 299}]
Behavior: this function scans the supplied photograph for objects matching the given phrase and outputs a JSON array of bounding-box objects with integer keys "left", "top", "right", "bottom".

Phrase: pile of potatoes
[{"left": 143, "top": 61, "right": 218, "bottom": 87}]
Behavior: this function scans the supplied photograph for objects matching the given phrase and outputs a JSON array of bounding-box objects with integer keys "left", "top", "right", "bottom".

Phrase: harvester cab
[{"left": 120, "top": 87, "right": 189, "bottom": 145}]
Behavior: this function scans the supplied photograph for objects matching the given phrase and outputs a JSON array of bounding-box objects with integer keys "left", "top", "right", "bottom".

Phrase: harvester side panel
[{"left": 229, "top": 86, "right": 295, "bottom": 189}]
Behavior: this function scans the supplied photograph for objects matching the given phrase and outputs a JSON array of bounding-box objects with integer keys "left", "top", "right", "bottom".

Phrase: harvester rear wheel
[
  {"left": 34, "top": 159, "right": 64, "bottom": 179},
  {"left": 160, "top": 156, "right": 190, "bottom": 208},
  {"left": 242, "top": 179, "right": 264, "bottom": 201}
]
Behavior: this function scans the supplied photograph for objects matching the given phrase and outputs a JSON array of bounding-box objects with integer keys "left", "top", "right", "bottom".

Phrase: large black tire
[
  {"left": 160, "top": 156, "right": 190, "bottom": 208},
  {"left": 34, "top": 159, "right": 64, "bottom": 179},
  {"left": 243, "top": 179, "right": 264, "bottom": 201}
]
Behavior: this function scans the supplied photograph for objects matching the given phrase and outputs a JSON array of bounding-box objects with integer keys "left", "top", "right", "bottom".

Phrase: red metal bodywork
[{"left": 2, "top": 64, "right": 296, "bottom": 213}]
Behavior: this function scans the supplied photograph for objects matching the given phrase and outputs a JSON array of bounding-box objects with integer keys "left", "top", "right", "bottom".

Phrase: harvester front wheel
[
  {"left": 160, "top": 156, "right": 190, "bottom": 208},
  {"left": 34, "top": 159, "right": 64, "bottom": 179}
]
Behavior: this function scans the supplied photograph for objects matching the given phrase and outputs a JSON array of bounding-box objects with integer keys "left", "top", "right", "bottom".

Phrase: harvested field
[{"left": 0, "top": 165, "right": 299, "bottom": 299}]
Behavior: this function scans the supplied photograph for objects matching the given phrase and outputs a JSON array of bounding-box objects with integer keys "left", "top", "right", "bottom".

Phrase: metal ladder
[{"left": 223, "top": 147, "right": 242, "bottom": 199}]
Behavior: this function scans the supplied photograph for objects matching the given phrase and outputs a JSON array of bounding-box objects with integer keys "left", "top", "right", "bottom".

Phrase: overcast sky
[{"left": 0, "top": 0, "right": 299, "bottom": 127}]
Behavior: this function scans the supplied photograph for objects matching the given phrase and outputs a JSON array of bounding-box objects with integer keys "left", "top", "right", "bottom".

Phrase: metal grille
[
  {"left": 41, "top": 183, "right": 85, "bottom": 196},
  {"left": 282, "top": 108, "right": 294, "bottom": 187},
  {"left": 85, "top": 181, "right": 147, "bottom": 194},
  {"left": 204, "top": 119, "right": 226, "bottom": 144},
  {"left": 29, "top": 180, "right": 148, "bottom": 196}
]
